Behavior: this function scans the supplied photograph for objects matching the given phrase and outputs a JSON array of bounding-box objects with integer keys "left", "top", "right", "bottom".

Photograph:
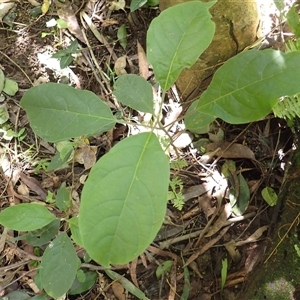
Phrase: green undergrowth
[{"left": 1, "top": 0, "right": 300, "bottom": 298}]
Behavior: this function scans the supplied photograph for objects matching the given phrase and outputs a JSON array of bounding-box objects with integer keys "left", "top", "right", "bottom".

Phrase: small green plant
[
  {"left": 168, "top": 177, "right": 185, "bottom": 210},
  {"left": 130, "top": 0, "right": 159, "bottom": 11},
  {"left": 1, "top": 1, "right": 300, "bottom": 298},
  {"left": 221, "top": 258, "right": 228, "bottom": 292},
  {"left": 52, "top": 39, "right": 79, "bottom": 69}
]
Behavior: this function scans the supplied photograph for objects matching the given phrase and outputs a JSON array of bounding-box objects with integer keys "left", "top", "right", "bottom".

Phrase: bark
[{"left": 159, "top": 0, "right": 261, "bottom": 99}]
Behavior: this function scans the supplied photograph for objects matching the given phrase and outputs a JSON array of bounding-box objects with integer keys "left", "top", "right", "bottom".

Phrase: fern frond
[{"left": 273, "top": 94, "right": 300, "bottom": 119}]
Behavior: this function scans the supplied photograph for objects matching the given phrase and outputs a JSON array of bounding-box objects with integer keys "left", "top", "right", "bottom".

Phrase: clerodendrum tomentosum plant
[{"left": 2, "top": 1, "right": 300, "bottom": 298}]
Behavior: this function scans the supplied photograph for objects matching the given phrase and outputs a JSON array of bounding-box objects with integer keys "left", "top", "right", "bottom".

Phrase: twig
[
  {"left": 0, "top": 50, "right": 33, "bottom": 86},
  {"left": 159, "top": 212, "right": 255, "bottom": 249}
]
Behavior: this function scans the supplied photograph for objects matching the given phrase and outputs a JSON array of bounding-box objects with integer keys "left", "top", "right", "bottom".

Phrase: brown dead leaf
[
  {"left": 0, "top": 228, "right": 8, "bottom": 253},
  {"left": 128, "top": 258, "right": 139, "bottom": 288},
  {"left": 0, "top": 2, "right": 15, "bottom": 22},
  {"left": 19, "top": 172, "right": 47, "bottom": 200},
  {"left": 102, "top": 18, "right": 119, "bottom": 27},
  {"left": 224, "top": 239, "right": 241, "bottom": 262},
  {"left": 198, "top": 193, "right": 215, "bottom": 219},
  {"left": 184, "top": 226, "right": 230, "bottom": 267},
  {"left": 244, "top": 243, "right": 265, "bottom": 273},
  {"left": 111, "top": 281, "right": 126, "bottom": 300},
  {"left": 235, "top": 225, "right": 269, "bottom": 247},
  {"left": 205, "top": 203, "right": 232, "bottom": 237},
  {"left": 114, "top": 55, "right": 127, "bottom": 75},
  {"left": 109, "top": 0, "right": 125, "bottom": 11},
  {"left": 17, "top": 182, "right": 30, "bottom": 197},
  {"left": 137, "top": 41, "right": 149, "bottom": 79},
  {"left": 28, "top": 0, "right": 40, "bottom": 6},
  {"left": 55, "top": 0, "right": 85, "bottom": 43},
  {"left": 74, "top": 144, "right": 97, "bottom": 170},
  {"left": 205, "top": 142, "right": 255, "bottom": 160}
]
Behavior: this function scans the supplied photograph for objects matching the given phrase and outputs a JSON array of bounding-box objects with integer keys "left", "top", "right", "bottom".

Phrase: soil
[{"left": 0, "top": 1, "right": 300, "bottom": 300}]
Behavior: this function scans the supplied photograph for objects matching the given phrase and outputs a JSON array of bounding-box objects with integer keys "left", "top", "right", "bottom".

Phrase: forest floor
[{"left": 0, "top": 0, "right": 299, "bottom": 300}]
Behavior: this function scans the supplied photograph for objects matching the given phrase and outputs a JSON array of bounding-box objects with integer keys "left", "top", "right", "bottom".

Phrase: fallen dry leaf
[
  {"left": 0, "top": 2, "right": 15, "bottom": 22},
  {"left": 235, "top": 225, "right": 269, "bottom": 247},
  {"left": 28, "top": 0, "right": 40, "bottom": 6},
  {"left": 111, "top": 281, "right": 126, "bottom": 300},
  {"left": 74, "top": 144, "right": 97, "bottom": 170},
  {"left": 114, "top": 55, "right": 127, "bottom": 75},
  {"left": 19, "top": 172, "right": 47, "bottom": 200},
  {"left": 137, "top": 41, "right": 149, "bottom": 79},
  {"left": 224, "top": 239, "right": 242, "bottom": 262},
  {"left": 17, "top": 182, "right": 30, "bottom": 197},
  {"left": 205, "top": 142, "right": 256, "bottom": 160},
  {"left": 205, "top": 203, "right": 232, "bottom": 237},
  {"left": 109, "top": 0, "right": 125, "bottom": 11},
  {"left": 55, "top": 0, "right": 85, "bottom": 43}
]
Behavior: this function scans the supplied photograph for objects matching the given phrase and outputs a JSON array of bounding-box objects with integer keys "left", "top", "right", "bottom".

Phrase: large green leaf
[
  {"left": 40, "top": 233, "right": 78, "bottom": 298},
  {"left": 147, "top": 1, "right": 216, "bottom": 91},
  {"left": 20, "top": 83, "right": 116, "bottom": 142},
  {"left": 113, "top": 74, "right": 154, "bottom": 114},
  {"left": 185, "top": 50, "right": 300, "bottom": 133},
  {"left": 0, "top": 203, "right": 56, "bottom": 231},
  {"left": 79, "top": 132, "right": 169, "bottom": 267}
]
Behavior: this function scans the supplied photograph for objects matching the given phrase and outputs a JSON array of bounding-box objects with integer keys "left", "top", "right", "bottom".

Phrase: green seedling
[{"left": 52, "top": 40, "right": 79, "bottom": 69}]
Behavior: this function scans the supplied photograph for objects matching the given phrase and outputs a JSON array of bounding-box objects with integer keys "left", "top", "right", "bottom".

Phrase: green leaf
[
  {"left": 261, "top": 187, "right": 278, "bottom": 207},
  {"left": 147, "top": 0, "right": 159, "bottom": 7},
  {"left": 1, "top": 291, "right": 30, "bottom": 300},
  {"left": 0, "top": 69, "right": 4, "bottom": 93},
  {"left": 230, "top": 174, "right": 250, "bottom": 216},
  {"left": 68, "top": 40, "right": 78, "bottom": 52},
  {"left": 117, "top": 24, "right": 127, "bottom": 50},
  {"left": 147, "top": 1, "right": 216, "bottom": 91},
  {"left": 68, "top": 216, "right": 83, "bottom": 246},
  {"left": 156, "top": 260, "right": 173, "bottom": 279},
  {"left": 181, "top": 265, "right": 190, "bottom": 300},
  {"left": 59, "top": 54, "right": 73, "bottom": 69},
  {"left": 56, "top": 185, "right": 71, "bottom": 211},
  {"left": 186, "top": 50, "right": 300, "bottom": 133},
  {"left": 40, "top": 233, "right": 78, "bottom": 299},
  {"left": 0, "top": 203, "right": 56, "bottom": 231},
  {"left": 57, "top": 140, "right": 74, "bottom": 161},
  {"left": 3, "top": 78, "right": 18, "bottom": 96},
  {"left": 56, "top": 18, "right": 68, "bottom": 29},
  {"left": 130, "top": 0, "right": 147, "bottom": 11},
  {"left": 221, "top": 258, "right": 228, "bottom": 291},
  {"left": 113, "top": 74, "right": 154, "bottom": 114},
  {"left": 68, "top": 270, "right": 98, "bottom": 295},
  {"left": 25, "top": 219, "right": 60, "bottom": 246},
  {"left": 20, "top": 83, "right": 116, "bottom": 142},
  {"left": 79, "top": 132, "right": 169, "bottom": 267},
  {"left": 273, "top": 0, "right": 285, "bottom": 12},
  {"left": 47, "top": 152, "right": 69, "bottom": 171},
  {"left": 0, "top": 103, "right": 9, "bottom": 125},
  {"left": 76, "top": 269, "right": 86, "bottom": 282},
  {"left": 287, "top": 5, "right": 300, "bottom": 38},
  {"left": 30, "top": 294, "right": 49, "bottom": 300},
  {"left": 52, "top": 50, "right": 69, "bottom": 58}
]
